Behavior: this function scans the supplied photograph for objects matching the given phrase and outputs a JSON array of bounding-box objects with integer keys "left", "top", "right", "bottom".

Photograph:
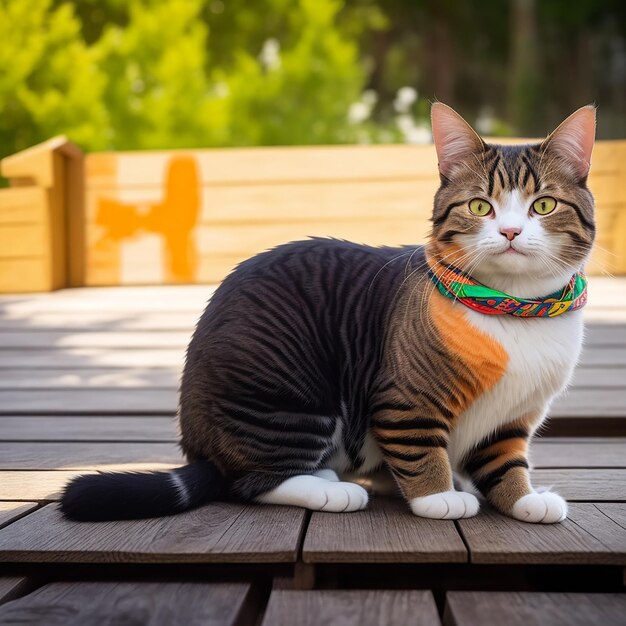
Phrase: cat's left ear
[
  {"left": 431, "top": 102, "right": 486, "bottom": 180},
  {"left": 542, "top": 105, "right": 596, "bottom": 180}
]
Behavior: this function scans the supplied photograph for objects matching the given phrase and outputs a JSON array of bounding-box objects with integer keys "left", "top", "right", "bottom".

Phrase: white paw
[
  {"left": 410, "top": 490, "right": 479, "bottom": 519},
  {"left": 315, "top": 481, "right": 369, "bottom": 512},
  {"left": 511, "top": 491, "right": 568, "bottom": 523},
  {"left": 256, "top": 475, "right": 368, "bottom": 512}
]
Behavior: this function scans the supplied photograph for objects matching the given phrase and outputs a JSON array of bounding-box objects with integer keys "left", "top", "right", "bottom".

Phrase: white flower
[
  {"left": 348, "top": 101, "right": 371, "bottom": 125},
  {"left": 393, "top": 86, "right": 418, "bottom": 113},
  {"left": 395, "top": 114, "right": 415, "bottom": 134},
  {"left": 475, "top": 108, "right": 495, "bottom": 135},
  {"left": 395, "top": 114, "right": 431, "bottom": 144},
  {"left": 361, "top": 89, "right": 378, "bottom": 107},
  {"left": 404, "top": 125, "right": 432, "bottom": 144},
  {"left": 259, "top": 38, "right": 281, "bottom": 71},
  {"left": 214, "top": 82, "right": 230, "bottom": 98}
]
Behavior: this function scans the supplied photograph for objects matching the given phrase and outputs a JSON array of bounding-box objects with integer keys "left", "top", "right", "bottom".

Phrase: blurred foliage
[{"left": 0, "top": 0, "right": 624, "bottom": 160}]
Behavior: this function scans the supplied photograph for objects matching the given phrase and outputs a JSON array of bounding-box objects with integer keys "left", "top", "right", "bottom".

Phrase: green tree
[
  {"left": 94, "top": 0, "right": 222, "bottom": 149},
  {"left": 0, "top": 0, "right": 107, "bottom": 158},
  {"left": 222, "top": 0, "right": 367, "bottom": 145}
]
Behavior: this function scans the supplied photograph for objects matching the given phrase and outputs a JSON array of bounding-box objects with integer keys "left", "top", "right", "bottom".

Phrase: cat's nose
[{"left": 499, "top": 226, "right": 522, "bottom": 241}]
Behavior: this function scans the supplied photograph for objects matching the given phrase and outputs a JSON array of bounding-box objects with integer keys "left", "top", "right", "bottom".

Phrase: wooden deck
[{"left": 0, "top": 279, "right": 625, "bottom": 624}]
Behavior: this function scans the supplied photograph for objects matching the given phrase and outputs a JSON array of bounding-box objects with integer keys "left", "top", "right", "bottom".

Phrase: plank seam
[{"left": 453, "top": 520, "right": 474, "bottom": 564}]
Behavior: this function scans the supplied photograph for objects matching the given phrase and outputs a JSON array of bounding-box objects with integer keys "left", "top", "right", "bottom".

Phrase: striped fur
[{"left": 61, "top": 104, "right": 595, "bottom": 523}]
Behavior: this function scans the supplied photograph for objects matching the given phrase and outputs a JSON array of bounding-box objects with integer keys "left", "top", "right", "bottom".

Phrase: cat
[{"left": 61, "top": 102, "right": 595, "bottom": 524}]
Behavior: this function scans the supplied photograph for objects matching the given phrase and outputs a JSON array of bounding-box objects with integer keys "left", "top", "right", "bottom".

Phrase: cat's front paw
[
  {"left": 410, "top": 490, "right": 479, "bottom": 519},
  {"left": 511, "top": 491, "right": 567, "bottom": 523}
]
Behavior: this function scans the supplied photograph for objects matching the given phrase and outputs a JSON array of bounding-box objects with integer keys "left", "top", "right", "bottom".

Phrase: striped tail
[{"left": 60, "top": 461, "right": 226, "bottom": 522}]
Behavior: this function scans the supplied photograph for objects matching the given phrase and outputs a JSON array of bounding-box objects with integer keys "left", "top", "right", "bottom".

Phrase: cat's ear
[
  {"left": 542, "top": 105, "right": 596, "bottom": 180},
  {"left": 431, "top": 102, "right": 485, "bottom": 179}
]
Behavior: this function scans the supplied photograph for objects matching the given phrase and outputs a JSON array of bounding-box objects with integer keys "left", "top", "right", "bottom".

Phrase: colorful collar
[{"left": 428, "top": 262, "right": 587, "bottom": 317}]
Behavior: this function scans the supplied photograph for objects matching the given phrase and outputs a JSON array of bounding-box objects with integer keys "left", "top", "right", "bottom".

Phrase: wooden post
[{"left": 0, "top": 137, "right": 85, "bottom": 292}]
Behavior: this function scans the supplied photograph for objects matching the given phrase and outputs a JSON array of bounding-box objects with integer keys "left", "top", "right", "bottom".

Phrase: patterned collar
[{"left": 427, "top": 261, "right": 587, "bottom": 317}]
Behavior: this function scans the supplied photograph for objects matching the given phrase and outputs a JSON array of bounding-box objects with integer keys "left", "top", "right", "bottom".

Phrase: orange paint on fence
[{"left": 91, "top": 156, "right": 201, "bottom": 284}]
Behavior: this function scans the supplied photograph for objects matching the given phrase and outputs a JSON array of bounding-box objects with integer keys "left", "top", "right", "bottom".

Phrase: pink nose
[{"left": 500, "top": 227, "right": 521, "bottom": 241}]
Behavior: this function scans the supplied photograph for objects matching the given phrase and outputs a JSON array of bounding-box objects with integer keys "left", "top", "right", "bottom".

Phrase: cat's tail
[{"left": 60, "top": 461, "right": 226, "bottom": 522}]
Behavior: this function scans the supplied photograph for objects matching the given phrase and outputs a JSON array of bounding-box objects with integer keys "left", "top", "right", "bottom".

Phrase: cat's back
[{"left": 193, "top": 238, "right": 416, "bottom": 338}]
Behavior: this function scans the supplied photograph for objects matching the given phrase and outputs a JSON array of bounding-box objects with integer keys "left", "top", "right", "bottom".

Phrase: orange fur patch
[{"left": 429, "top": 294, "right": 508, "bottom": 413}]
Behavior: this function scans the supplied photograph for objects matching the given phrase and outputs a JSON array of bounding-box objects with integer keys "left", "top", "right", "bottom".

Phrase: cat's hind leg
[
  {"left": 221, "top": 409, "right": 368, "bottom": 511},
  {"left": 255, "top": 473, "right": 368, "bottom": 512}
]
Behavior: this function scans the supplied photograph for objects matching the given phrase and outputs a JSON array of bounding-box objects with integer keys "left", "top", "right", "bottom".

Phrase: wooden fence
[{"left": 1, "top": 137, "right": 625, "bottom": 292}]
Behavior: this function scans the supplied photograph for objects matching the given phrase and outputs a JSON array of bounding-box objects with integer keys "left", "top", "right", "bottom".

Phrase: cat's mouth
[{"left": 497, "top": 243, "right": 527, "bottom": 256}]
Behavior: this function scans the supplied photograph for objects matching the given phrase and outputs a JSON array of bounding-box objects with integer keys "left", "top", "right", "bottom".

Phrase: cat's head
[{"left": 428, "top": 103, "right": 596, "bottom": 291}]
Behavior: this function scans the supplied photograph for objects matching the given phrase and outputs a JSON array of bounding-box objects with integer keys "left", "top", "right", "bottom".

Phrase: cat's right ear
[{"left": 431, "top": 102, "right": 485, "bottom": 180}]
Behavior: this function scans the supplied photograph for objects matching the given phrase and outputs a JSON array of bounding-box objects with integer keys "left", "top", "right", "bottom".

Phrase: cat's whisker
[{"left": 367, "top": 249, "right": 415, "bottom": 295}]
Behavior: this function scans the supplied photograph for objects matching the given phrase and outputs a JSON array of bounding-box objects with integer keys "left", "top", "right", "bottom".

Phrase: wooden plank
[
  {"left": 0, "top": 582, "right": 254, "bottom": 625},
  {"left": 530, "top": 469, "right": 626, "bottom": 501},
  {"left": 85, "top": 145, "right": 440, "bottom": 186},
  {"left": 0, "top": 366, "right": 626, "bottom": 390},
  {"left": 584, "top": 308, "right": 626, "bottom": 322},
  {"left": 0, "top": 578, "right": 31, "bottom": 605},
  {"left": 0, "top": 280, "right": 623, "bottom": 313},
  {"left": 0, "top": 305, "right": 613, "bottom": 329},
  {"left": 0, "top": 259, "right": 49, "bottom": 294},
  {"left": 0, "top": 442, "right": 183, "bottom": 470},
  {"left": 1, "top": 386, "right": 623, "bottom": 420},
  {"left": 576, "top": 348, "right": 626, "bottom": 367},
  {"left": 551, "top": 389, "right": 626, "bottom": 417},
  {"left": 0, "top": 330, "right": 191, "bottom": 348},
  {"left": 0, "top": 502, "right": 38, "bottom": 529},
  {"left": 584, "top": 324, "right": 626, "bottom": 345},
  {"left": 0, "top": 389, "right": 178, "bottom": 413},
  {"left": 571, "top": 366, "right": 626, "bottom": 388},
  {"left": 444, "top": 592, "right": 626, "bottom": 626},
  {"left": 303, "top": 496, "right": 466, "bottom": 563},
  {"left": 87, "top": 179, "right": 438, "bottom": 224},
  {"left": 65, "top": 147, "right": 86, "bottom": 288},
  {"left": 262, "top": 590, "right": 441, "bottom": 626},
  {"left": 531, "top": 440, "right": 626, "bottom": 468},
  {"left": 0, "top": 502, "right": 306, "bottom": 563},
  {"left": 0, "top": 349, "right": 182, "bottom": 369},
  {"left": 0, "top": 348, "right": 622, "bottom": 376},
  {"left": 597, "top": 503, "right": 626, "bottom": 537},
  {"left": 0, "top": 416, "right": 176, "bottom": 441},
  {"left": 587, "top": 278, "right": 626, "bottom": 305},
  {"left": 457, "top": 503, "right": 626, "bottom": 564},
  {"left": 0, "top": 367, "right": 618, "bottom": 393},
  {"left": 1, "top": 136, "right": 70, "bottom": 188},
  {"left": 0, "top": 326, "right": 622, "bottom": 349},
  {"left": 0, "top": 369, "right": 179, "bottom": 389},
  {"left": 0, "top": 292, "right": 211, "bottom": 313},
  {"left": 0, "top": 364, "right": 626, "bottom": 390},
  {"left": 0, "top": 471, "right": 93, "bottom": 501},
  {"left": 0, "top": 187, "right": 46, "bottom": 224},
  {"left": 85, "top": 221, "right": 434, "bottom": 287},
  {"left": 0, "top": 224, "right": 46, "bottom": 259},
  {"left": 0, "top": 311, "right": 198, "bottom": 331}
]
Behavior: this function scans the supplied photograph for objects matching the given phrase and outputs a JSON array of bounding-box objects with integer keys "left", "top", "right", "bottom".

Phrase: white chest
[{"left": 448, "top": 309, "right": 584, "bottom": 469}]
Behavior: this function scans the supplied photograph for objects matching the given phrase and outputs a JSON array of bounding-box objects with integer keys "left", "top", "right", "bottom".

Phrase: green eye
[
  {"left": 532, "top": 196, "right": 557, "bottom": 215},
  {"left": 469, "top": 198, "right": 493, "bottom": 216}
]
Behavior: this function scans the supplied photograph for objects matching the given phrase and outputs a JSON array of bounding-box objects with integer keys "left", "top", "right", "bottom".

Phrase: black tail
[{"left": 61, "top": 461, "right": 226, "bottom": 522}]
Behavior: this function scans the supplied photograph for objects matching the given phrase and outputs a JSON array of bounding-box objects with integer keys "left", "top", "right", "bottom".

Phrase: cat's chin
[{"left": 470, "top": 254, "right": 576, "bottom": 299}]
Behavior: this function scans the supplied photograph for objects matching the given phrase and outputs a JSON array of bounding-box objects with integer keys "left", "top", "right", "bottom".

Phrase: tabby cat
[{"left": 62, "top": 103, "right": 595, "bottom": 524}]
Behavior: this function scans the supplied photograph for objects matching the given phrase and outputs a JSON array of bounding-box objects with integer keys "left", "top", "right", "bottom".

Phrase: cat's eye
[
  {"left": 532, "top": 196, "right": 557, "bottom": 215},
  {"left": 468, "top": 198, "right": 493, "bottom": 216}
]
